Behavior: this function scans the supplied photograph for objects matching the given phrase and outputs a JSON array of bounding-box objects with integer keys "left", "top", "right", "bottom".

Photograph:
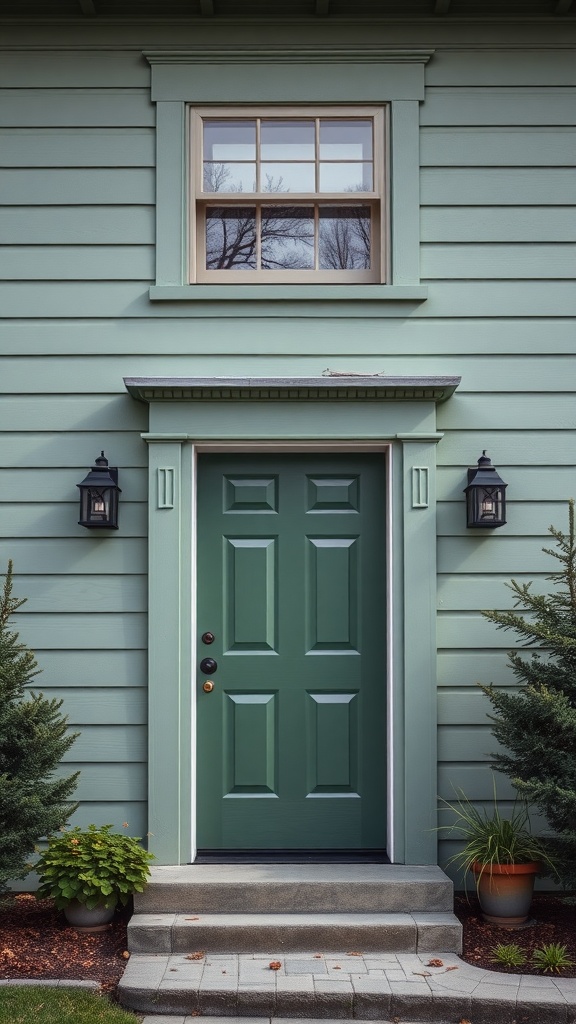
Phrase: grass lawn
[{"left": 0, "top": 987, "right": 140, "bottom": 1024}]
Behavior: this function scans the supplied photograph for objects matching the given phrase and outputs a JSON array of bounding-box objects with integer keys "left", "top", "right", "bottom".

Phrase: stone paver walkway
[{"left": 120, "top": 949, "right": 576, "bottom": 1023}]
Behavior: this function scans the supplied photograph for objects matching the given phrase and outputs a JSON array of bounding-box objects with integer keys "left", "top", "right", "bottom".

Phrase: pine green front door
[{"left": 196, "top": 453, "right": 387, "bottom": 850}]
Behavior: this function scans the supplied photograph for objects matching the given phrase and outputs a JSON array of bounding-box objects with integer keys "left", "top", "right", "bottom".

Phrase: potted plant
[
  {"left": 35, "top": 823, "right": 154, "bottom": 932},
  {"left": 440, "top": 788, "right": 556, "bottom": 927}
]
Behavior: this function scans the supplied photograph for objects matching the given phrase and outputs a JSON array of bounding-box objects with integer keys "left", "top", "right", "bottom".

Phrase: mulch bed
[
  {"left": 455, "top": 891, "right": 576, "bottom": 976},
  {"left": 0, "top": 894, "right": 130, "bottom": 994},
  {"left": 2, "top": 890, "right": 576, "bottom": 994}
]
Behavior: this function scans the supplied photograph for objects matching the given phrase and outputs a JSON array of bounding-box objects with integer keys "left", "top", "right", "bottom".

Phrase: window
[{"left": 190, "top": 108, "right": 386, "bottom": 283}]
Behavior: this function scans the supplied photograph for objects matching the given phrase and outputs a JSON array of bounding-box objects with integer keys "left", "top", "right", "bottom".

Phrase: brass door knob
[{"left": 202, "top": 680, "right": 215, "bottom": 693}]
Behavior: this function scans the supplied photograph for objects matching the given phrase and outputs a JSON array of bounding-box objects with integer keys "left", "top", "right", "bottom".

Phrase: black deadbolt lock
[
  {"left": 200, "top": 657, "right": 218, "bottom": 674},
  {"left": 201, "top": 631, "right": 215, "bottom": 645}
]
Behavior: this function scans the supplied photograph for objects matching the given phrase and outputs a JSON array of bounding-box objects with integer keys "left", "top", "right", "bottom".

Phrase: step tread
[
  {"left": 135, "top": 865, "right": 454, "bottom": 914},
  {"left": 143, "top": 864, "right": 451, "bottom": 884},
  {"left": 128, "top": 911, "right": 462, "bottom": 955},
  {"left": 131, "top": 911, "right": 459, "bottom": 925}
]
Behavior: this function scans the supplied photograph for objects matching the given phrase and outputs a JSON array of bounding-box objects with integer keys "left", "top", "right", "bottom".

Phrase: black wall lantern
[
  {"left": 464, "top": 451, "right": 507, "bottom": 529},
  {"left": 77, "top": 452, "right": 121, "bottom": 529}
]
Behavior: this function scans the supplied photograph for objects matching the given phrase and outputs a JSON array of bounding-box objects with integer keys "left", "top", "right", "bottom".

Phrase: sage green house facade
[{"left": 1, "top": 3, "right": 575, "bottom": 876}]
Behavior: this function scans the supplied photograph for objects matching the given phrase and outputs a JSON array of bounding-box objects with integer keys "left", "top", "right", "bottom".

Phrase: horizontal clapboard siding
[
  {"left": 437, "top": 501, "right": 569, "bottom": 537},
  {"left": 425, "top": 50, "right": 576, "bottom": 87},
  {"left": 0, "top": 90, "right": 155, "bottom": 127},
  {"left": 421, "top": 168, "right": 576, "bottom": 206},
  {"left": 1, "top": 39, "right": 574, "bottom": 859},
  {"left": 0, "top": 539, "right": 147, "bottom": 574},
  {"left": 421, "top": 243, "right": 576, "bottom": 278},
  {"left": 2, "top": 356, "right": 575, "bottom": 392},
  {"left": 48, "top": 687, "right": 147, "bottom": 724},
  {"left": 438, "top": 466, "right": 575, "bottom": 501},
  {"left": 420, "top": 127, "right": 576, "bottom": 166},
  {"left": 61, "top": 763, "right": 147, "bottom": 803},
  {"left": 421, "top": 207, "right": 576, "bottom": 243},
  {"left": 0, "top": 128, "right": 155, "bottom": 167},
  {"left": 29, "top": 649, "right": 147, "bottom": 688},
  {"left": 0, "top": 207, "right": 155, "bottom": 244},
  {"left": 0, "top": 468, "right": 147, "bottom": 502},
  {"left": 62, "top": 725, "right": 147, "bottom": 763},
  {"left": 3, "top": 282, "right": 576, "bottom": 318},
  {"left": 1, "top": 503, "right": 147, "bottom": 537},
  {"left": 0, "top": 319, "right": 573, "bottom": 357},
  {"left": 0, "top": 168, "right": 154, "bottom": 205},
  {"left": 420, "top": 88, "right": 576, "bottom": 126},
  {"left": 0, "top": 246, "right": 155, "bottom": 281},
  {"left": 0, "top": 53, "right": 150, "bottom": 89}
]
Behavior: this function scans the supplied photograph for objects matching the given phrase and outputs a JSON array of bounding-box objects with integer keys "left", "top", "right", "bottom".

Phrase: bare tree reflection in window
[
  {"left": 204, "top": 164, "right": 371, "bottom": 272},
  {"left": 319, "top": 205, "right": 371, "bottom": 271}
]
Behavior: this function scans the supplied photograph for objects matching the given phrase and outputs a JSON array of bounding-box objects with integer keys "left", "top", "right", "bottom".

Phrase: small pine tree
[
  {"left": 481, "top": 499, "right": 576, "bottom": 887},
  {"left": 0, "top": 561, "right": 79, "bottom": 891}
]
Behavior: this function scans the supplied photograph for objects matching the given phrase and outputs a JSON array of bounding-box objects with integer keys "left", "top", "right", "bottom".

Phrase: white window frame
[
  {"left": 145, "top": 48, "right": 432, "bottom": 306},
  {"left": 189, "top": 106, "right": 388, "bottom": 284}
]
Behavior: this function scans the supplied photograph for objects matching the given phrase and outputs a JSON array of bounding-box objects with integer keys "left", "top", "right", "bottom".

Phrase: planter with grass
[
  {"left": 441, "top": 786, "right": 555, "bottom": 927},
  {"left": 35, "top": 823, "right": 154, "bottom": 932}
]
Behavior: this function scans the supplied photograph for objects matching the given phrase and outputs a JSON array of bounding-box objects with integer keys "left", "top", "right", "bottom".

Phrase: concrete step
[
  {"left": 134, "top": 864, "right": 454, "bottom": 915},
  {"left": 128, "top": 911, "right": 462, "bottom": 955}
]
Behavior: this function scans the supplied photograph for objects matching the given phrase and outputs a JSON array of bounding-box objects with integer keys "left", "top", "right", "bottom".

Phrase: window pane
[
  {"left": 205, "top": 207, "right": 256, "bottom": 270},
  {"left": 319, "top": 120, "right": 373, "bottom": 160},
  {"left": 319, "top": 206, "right": 371, "bottom": 270},
  {"left": 261, "top": 207, "right": 314, "bottom": 270},
  {"left": 203, "top": 120, "right": 256, "bottom": 161},
  {"left": 319, "top": 162, "right": 373, "bottom": 193},
  {"left": 261, "top": 162, "right": 315, "bottom": 193},
  {"left": 261, "top": 120, "right": 315, "bottom": 160},
  {"left": 203, "top": 162, "right": 256, "bottom": 193}
]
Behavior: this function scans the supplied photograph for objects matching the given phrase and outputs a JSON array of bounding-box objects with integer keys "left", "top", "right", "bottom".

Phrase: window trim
[
  {"left": 146, "top": 48, "right": 433, "bottom": 308},
  {"left": 190, "top": 105, "right": 386, "bottom": 284}
]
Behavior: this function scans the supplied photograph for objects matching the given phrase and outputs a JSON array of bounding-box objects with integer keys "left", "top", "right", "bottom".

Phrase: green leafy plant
[
  {"left": 439, "top": 784, "right": 554, "bottom": 882},
  {"left": 531, "top": 943, "right": 574, "bottom": 973},
  {"left": 35, "top": 823, "right": 155, "bottom": 910},
  {"left": 490, "top": 943, "right": 527, "bottom": 967},
  {"left": 0, "top": 561, "right": 79, "bottom": 892},
  {"left": 481, "top": 500, "right": 576, "bottom": 888}
]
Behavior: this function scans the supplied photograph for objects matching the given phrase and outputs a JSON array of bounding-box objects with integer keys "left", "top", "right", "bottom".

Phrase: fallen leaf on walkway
[
  {"left": 269, "top": 961, "right": 282, "bottom": 970},
  {"left": 445, "top": 965, "right": 459, "bottom": 972},
  {"left": 426, "top": 958, "right": 444, "bottom": 967},
  {"left": 332, "top": 966, "right": 341, "bottom": 970},
  {"left": 186, "top": 951, "right": 205, "bottom": 960},
  {"left": 412, "top": 970, "right": 432, "bottom": 977},
  {"left": 186, "top": 916, "right": 200, "bottom": 920},
  {"left": 313, "top": 953, "right": 323, "bottom": 958},
  {"left": 347, "top": 951, "right": 363, "bottom": 956}
]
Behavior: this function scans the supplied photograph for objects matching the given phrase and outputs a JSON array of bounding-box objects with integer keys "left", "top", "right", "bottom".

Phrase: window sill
[{"left": 149, "top": 284, "right": 428, "bottom": 302}]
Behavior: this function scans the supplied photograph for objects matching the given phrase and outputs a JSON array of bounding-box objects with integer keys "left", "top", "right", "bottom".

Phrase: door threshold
[{"left": 194, "top": 849, "right": 390, "bottom": 864}]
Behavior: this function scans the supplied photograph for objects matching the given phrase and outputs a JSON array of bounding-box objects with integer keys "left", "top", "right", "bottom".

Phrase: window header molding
[
  {"left": 124, "top": 375, "right": 460, "bottom": 404},
  {"left": 144, "top": 48, "right": 435, "bottom": 63},
  {"left": 145, "top": 48, "right": 433, "bottom": 102}
]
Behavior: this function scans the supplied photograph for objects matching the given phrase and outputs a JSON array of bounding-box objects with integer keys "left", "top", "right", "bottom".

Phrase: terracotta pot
[
  {"left": 472, "top": 860, "right": 539, "bottom": 927},
  {"left": 63, "top": 899, "right": 117, "bottom": 933}
]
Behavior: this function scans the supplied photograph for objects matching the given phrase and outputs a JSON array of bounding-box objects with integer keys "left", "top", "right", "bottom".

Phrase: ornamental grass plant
[
  {"left": 35, "top": 823, "right": 154, "bottom": 910},
  {"left": 440, "top": 784, "right": 556, "bottom": 885}
]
